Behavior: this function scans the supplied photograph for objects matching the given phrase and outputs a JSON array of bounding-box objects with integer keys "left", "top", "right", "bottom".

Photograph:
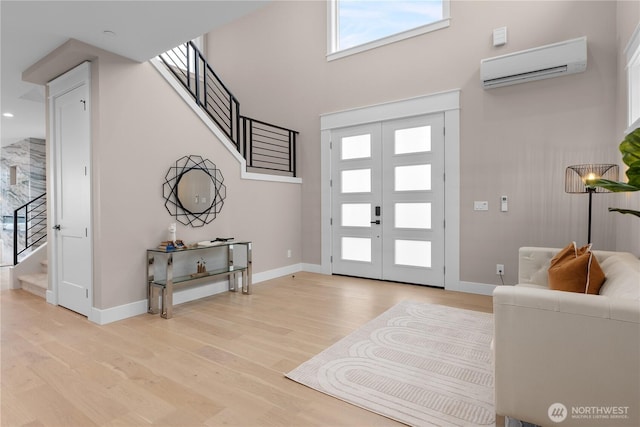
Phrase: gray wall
[
  {"left": 207, "top": 0, "right": 637, "bottom": 286},
  {"left": 90, "top": 54, "right": 302, "bottom": 309},
  {"left": 30, "top": 41, "right": 302, "bottom": 310}
]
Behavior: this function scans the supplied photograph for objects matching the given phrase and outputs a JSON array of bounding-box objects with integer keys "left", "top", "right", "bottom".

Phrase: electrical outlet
[
  {"left": 287, "top": 249, "right": 292, "bottom": 258},
  {"left": 496, "top": 264, "right": 504, "bottom": 275}
]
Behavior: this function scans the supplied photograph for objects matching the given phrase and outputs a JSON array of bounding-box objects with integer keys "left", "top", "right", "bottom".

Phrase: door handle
[
  {"left": 370, "top": 220, "right": 381, "bottom": 225},
  {"left": 53, "top": 224, "right": 61, "bottom": 230}
]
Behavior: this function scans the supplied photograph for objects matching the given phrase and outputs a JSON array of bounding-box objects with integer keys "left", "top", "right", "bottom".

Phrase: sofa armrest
[{"left": 493, "top": 286, "right": 640, "bottom": 426}]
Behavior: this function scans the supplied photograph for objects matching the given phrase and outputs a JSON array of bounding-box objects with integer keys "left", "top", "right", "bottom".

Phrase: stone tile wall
[{"left": 0, "top": 138, "right": 46, "bottom": 264}]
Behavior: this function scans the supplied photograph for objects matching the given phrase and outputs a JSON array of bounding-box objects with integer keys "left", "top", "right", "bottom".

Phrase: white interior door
[
  {"left": 50, "top": 63, "right": 92, "bottom": 317},
  {"left": 331, "top": 114, "right": 445, "bottom": 287}
]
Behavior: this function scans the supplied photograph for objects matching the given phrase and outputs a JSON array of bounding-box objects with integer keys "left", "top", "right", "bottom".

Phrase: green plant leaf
[
  {"left": 626, "top": 166, "right": 640, "bottom": 188},
  {"left": 593, "top": 179, "right": 639, "bottom": 192},
  {"left": 593, "top": 128, "right": 640, "bottom": 193},
  {"left": 620, "top": 128, "right": 640, "bottom": 167},
  {"left": 608, "top": 207, "right": 640, "bottom": 218}
]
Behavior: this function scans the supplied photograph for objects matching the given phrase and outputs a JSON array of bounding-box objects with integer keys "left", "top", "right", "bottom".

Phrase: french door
[{"left": 331, "top": 114, "right": 445, "bottom": 287}]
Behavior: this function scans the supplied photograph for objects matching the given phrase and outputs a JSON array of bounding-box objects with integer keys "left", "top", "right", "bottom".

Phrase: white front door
[
  {"left": 331, "top": 114, "right": 445, "bottom": 287},
  {"left": 49, "top": 63, "right": 92, "bottom": 317}
]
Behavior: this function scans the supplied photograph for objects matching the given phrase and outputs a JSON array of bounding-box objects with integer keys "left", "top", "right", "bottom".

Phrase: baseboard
[
  {"left": 85, "top": 268, "right": 498, "bottom": 325},
  {"left": 301, "top": 263, "right": 323, "bottom": 274},
  {"left": 454, "top": 281, "right": 497, "bottom": 296},
  {"left": 90, "top": 299, "right": 148, "bottom": 325},
  {"left": 253, "top": 263, "right": 303, "bottom": 283},
  {"left": 46, "top": 289, "right": 56, "bottom": 304},
  {"left": 87, "top": 263, "right": 306, "bottom": 325}
]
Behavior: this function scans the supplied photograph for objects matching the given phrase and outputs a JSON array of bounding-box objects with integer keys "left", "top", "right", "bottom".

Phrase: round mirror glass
[{"left": 176, "top": 168, "right": 215, "bottom": 214}]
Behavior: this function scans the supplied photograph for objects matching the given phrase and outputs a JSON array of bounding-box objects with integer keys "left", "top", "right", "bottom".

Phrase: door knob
[{"left": 53, "top": 224, "right": 61, "bottom": 230}]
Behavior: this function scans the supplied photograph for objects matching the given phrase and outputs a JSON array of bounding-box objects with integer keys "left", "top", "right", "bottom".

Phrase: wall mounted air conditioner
[{"left": 480, "top": 36, "right": 587, "bottom": 89}]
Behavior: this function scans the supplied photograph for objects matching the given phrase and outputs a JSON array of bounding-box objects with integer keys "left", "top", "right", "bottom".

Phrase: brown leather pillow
[{"left": 548, "top": 242, "right": 606, "bottom": 294}]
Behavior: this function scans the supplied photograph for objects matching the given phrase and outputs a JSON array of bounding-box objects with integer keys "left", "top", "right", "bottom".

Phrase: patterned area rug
[{"left": 286, "top": 301, "right": 495, "bottom": 426}]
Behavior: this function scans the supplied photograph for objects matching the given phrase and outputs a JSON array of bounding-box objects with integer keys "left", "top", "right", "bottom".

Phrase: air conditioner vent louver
[{"left": 481, "top": 37, "right": 587, "bottom": 89}]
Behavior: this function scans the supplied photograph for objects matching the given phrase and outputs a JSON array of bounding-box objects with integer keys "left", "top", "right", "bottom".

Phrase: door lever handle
[
  {"left": 370, "top": 220, "right": 381, "bottom": 225},
  {"left": 53, "top": 224, "right": 61, "bottom": 230}
]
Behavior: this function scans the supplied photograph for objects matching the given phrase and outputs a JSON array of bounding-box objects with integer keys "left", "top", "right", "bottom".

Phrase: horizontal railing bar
[
  {"left": 14, "top": 193, "right": 46, "bottom": 212},
  {"left": 251, "top": 130, "right": 290, "bottom": 142},
  {"left": 252, "top": 145, "right": 289, "bottom": 155},
  {"left": 254, "top": 154, "right": 289, "bottom": 164},
  {"left": 250, "top": 121, "right": 290, "bottom": 132},
  {"left": 255, "top": 150, "right": 286, "bottom": 157},
  {"left": 242, "top": 116, "right": 299, "bottom": 134},
  {"left": 13, "top": 192, "right": 47, "bottom": 265},
  {"left": 205, "top": 95, "right": 233, "bottom": 123},
  {"left": 251, "top": 134, "right": 289, "bottom": 143},
  {"left": 252, "top": 158, "right": 289, "bottom": 167},
  {"left": 251, "top": 146, "right": 290, "bottom": 156},
  {"left": 204, "top": 76, "right": 232, "bottom": 103},
  {"left": 250, "top": 128, "right": 289, "bottom": 138},
  {"left": 250, "top": 161, "right": 291, "bottom": 170},
  {"left": 253, "top": 139, "right": 289, "bottom": 152}
]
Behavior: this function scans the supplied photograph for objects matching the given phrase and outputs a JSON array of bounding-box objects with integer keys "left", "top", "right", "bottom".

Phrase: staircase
[
  {"left": 18, "top": 259, "right": 47, "bottom": 298},
  {"left": 12, "top": 192, "right": 47, "bottom": 265},
  {"left": 158, "top": 41, "right": 299, "bottom": 177}
]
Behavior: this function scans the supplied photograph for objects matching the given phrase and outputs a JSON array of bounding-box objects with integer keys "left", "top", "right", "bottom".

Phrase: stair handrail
[
  {"left": 159, "top": 41, "right": 241, "bottom": 150},
  {"left": 158, "top": 42, "right": 298, "bottom": 177},
  {"left": 13, "top": 193, "right": 47, "bottom": 265}
]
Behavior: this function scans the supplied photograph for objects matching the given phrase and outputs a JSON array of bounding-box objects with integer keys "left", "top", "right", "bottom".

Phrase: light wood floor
[{"left": 1, "top": 272, "right": 500, "bottom": 427}]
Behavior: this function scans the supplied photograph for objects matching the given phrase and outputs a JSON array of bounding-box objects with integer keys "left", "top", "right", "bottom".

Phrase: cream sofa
[{"left": 493, "top": 247, "right": 640, "bottom": 427}]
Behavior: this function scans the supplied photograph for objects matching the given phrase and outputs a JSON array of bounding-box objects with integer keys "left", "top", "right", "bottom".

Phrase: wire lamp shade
[
  {"left": 565, "top": 164, "right": 619, "bottom": 193},
  {"left": 565, "top": 163, "right": 619, "bottom": 244}
]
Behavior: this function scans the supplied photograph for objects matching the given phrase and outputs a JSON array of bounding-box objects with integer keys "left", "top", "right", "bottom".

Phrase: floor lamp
[{"left": 565, "top": 164, "right": 619, "bottom": 244}]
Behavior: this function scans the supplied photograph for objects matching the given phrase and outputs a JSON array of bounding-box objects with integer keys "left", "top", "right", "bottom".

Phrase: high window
[{"left": 328, "top": 0, "right": 450, "bottom": 60}]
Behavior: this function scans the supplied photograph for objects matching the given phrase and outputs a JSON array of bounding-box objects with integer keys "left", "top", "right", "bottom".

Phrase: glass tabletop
[{"left": 147, "top": 240, "right": 250, "bottom": 254}]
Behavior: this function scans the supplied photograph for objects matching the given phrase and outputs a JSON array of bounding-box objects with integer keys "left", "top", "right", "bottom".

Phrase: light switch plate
[{"left": 474, "top": 201, "right": 489, "bottom": 211}]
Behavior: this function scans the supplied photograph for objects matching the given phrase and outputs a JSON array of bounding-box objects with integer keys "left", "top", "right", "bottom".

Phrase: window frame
[
  {"left": 625, "top": 22, "right": 640, "bottom": 133},
  {"left": 327, "top": 0, "right": 450, "bottom": 61}
]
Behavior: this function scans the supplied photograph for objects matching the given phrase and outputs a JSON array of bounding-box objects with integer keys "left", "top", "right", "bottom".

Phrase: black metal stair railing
[
  {"left": 241, "top": 117, "right": 297, "bottom": 176},
  {"left": 158, "top": 41, "right": 298, "bottom": 177},
  {"left": 13, "top": 192, "right": 47, "bottom": 265}
]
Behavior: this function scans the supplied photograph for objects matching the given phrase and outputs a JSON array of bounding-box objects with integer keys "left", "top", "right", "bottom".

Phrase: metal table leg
[{"left": 162, "top": 254, "right": 174, "bottom": 319}]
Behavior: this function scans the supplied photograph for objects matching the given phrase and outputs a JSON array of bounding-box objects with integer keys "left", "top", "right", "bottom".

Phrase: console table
[{"left": 147, "top": 241, "right": 252, "bottom": 319}]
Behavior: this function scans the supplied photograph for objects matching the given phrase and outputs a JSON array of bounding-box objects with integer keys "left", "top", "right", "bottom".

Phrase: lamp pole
[{"left": 587, "top": 186, "right": 594, "bottom": 244}]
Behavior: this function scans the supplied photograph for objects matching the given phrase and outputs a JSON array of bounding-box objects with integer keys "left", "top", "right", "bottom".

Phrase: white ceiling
[{"left": 0, "top": 0, "right": 268, "bottom": 146}]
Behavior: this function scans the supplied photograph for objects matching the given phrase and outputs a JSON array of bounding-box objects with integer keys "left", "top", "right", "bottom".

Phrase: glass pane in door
[
  {"left": 342, "top": 203, "right": 372, "bottom": 227},
  {"left": 342, "top": 134, "right": 371, "bottom": 160},
  {"left": 395, "top": 164, "right": 431, "bottom": 191},
  {"left": 395, "top": 240, "right": 431, "bottom": 268},
  {"left": 342, "top": 169, "right": 371, "bottom": 193},
  {"left": 395, "top": 203, "right": 431, "bottom": 229},
  {"left": 342, "top": 237, "right": 372, "bottom": 262},
  {"left": 395, "top": 126, "right": 431, "bottom": 154}
]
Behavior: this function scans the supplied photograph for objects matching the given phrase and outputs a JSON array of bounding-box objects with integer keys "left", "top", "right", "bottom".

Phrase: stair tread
[{"left": 18, "top": 273, "right": 48, "bottom": 289}]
